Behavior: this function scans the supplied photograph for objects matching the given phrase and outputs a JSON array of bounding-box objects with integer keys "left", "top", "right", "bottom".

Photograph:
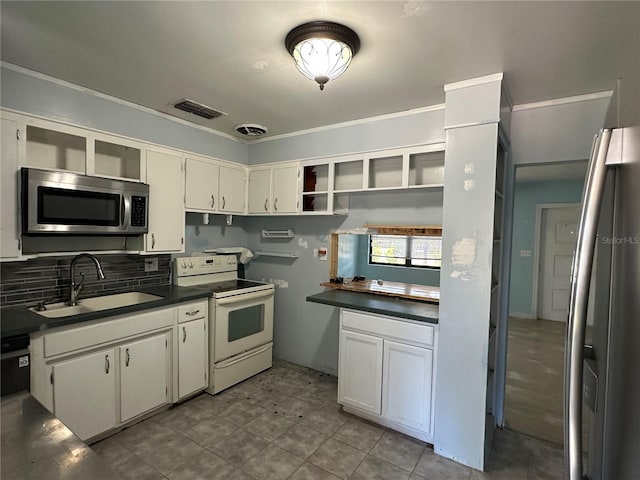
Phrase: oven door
[{"left": 213, "top": 289, "right": 274, "bottom": 363}]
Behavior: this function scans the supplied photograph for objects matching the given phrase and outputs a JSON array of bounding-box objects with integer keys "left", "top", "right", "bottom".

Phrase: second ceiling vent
[
  {"left": 235, "top": 124, "right": 268, "bottom": 137},
  {"left": 172, "top": 99, "right": 226, "bottom": 120}
]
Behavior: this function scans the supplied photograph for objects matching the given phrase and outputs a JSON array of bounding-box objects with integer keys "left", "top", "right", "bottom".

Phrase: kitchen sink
[{"left": 30, "top": 292, "right": 164, "bottom": 318}]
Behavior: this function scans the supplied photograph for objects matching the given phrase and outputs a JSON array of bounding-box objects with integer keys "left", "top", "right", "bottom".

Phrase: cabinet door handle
[
  {"left": 105, "top": 354, "right": 110, "bottom": 374},
  {"left": 151, "top": 233, "right": 155, "bottom": 249},
  {"left": 211, "top": 195, "right": 215, "bottom": 208},
  {"left": 182, "top": 326, "right": 187, "bottom": 343},
  {"left": 125, "top": 348, "right": 130, "bottom": 367},
  {"left": 222, "top": 196, "right": 226, "bottom": 209},
  {"left": 185, "top": 309, "right": 200, "bottom": 316},
  {"left": 264, "top": 198, "right": 268, "bottom": 211},
  {"left": 274, "top": 198, "right": 278, "bottom": 211}
]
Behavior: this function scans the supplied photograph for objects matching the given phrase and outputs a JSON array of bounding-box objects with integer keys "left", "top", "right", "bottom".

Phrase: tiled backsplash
[{"left": 0, "top": 254, "right": 171, "bottom": 308}]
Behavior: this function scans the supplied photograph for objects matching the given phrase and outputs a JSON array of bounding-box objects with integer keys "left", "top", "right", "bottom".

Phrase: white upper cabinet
[
  {"left": 19, "top": 115, "right": 143, "bottom": 181},
  {"left": 185, "top": 157, "right": 219, "bottom": 212},
  {"left": 272, "top": 166, "right": 299, "bottom": 214},
  {"left": 248, "top": 169, "right": 272, "bottom": 214},
  {"left": 248, "top": 165, "right": 299, "bottom": 215},
  {"left": 145, "top": 150, "right": 184, "bottom": 253},
  {"left": 219, "top": 165, "right": 246, "bottom": 214},
  {"left": 1, "top": 118, "right": 20, "bottom": 259}
]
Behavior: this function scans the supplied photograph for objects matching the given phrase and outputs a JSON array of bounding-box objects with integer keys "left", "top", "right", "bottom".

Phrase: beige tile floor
[{"left": 92, "top": 358, "right": 565, "bottom": 480}]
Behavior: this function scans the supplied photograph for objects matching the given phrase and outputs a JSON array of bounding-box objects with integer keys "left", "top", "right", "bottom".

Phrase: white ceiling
[{"left": 1, "top": 1, "right": 638, "bottom": 140}]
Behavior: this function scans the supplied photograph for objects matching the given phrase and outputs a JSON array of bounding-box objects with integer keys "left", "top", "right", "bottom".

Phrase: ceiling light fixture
[{"left": 285, "top": 21, "right": 360, "bottom": 91}]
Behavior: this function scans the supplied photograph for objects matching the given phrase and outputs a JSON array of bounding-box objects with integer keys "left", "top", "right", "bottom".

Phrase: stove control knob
[
  {"left": 188, "top": 262, "right": 194, "bottom": 269},
  {"left": 181, "top": 262, "right": 187, "bottom": 269},
  {"left": 228, "top": 257, "right": 234, "bottom": 264}
]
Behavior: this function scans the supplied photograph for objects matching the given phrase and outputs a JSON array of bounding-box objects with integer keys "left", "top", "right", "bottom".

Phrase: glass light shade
[{"left": 291, "top": 37, "right": 353, "bottom": 90}]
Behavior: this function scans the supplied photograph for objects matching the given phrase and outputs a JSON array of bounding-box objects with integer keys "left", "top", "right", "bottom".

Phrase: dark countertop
[
  {"left": 0, "top": 285, "right": 212, "bottom": 339},
  {"left": 306, "top": 289, "right": 439, "bottom": 324},
  {"left": 1, "top": 392, "right": 123, "bottom": 480}
]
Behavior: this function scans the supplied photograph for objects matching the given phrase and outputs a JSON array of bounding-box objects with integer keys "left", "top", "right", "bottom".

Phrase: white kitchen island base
[{"left": 338, "top": 308, "right": 438, "bottom": 444}]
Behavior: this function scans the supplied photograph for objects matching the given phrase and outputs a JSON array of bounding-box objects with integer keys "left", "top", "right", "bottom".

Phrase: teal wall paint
[{"left": 509, "top": 178, "right": 584, "bottom": 315}]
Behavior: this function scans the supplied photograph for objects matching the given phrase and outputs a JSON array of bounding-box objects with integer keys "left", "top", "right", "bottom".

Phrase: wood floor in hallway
[{"left": 504, "top": 317, "right": 566, "bottom": 447}]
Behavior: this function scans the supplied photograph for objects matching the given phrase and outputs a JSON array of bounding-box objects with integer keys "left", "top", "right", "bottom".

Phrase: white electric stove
[{"left": 174, "top": 255, "right": 274, "bottom": 394}]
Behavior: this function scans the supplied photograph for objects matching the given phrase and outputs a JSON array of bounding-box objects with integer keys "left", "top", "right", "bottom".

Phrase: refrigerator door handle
[{"left": 565, "top": 128, "right": 612, "bottom": 480}]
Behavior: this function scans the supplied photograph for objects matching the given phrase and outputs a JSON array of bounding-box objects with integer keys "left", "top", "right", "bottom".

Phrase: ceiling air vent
[
  {"left": 172, "top": 99, "right": 226, "bottom": 120},
  {"left": 235, "top": 124, "right": 268, "bottom": 137}
]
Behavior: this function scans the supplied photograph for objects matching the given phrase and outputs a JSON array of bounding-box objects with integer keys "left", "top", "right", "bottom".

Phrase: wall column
[{"left": 434, "top": 73, "right": 503, "bottom": 470}]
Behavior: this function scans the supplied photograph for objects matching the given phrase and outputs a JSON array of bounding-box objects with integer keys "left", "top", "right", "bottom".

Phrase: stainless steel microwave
[{"left": 21, "top": 168, "right": 149, "bottom": 235}]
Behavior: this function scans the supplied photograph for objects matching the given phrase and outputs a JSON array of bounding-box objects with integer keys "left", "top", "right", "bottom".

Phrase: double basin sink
[{"left": 30, "top": 292, "right": 163, "bottom": 318}]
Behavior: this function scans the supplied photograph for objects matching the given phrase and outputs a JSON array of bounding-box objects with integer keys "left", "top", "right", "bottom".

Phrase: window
[{"left": 369, "top": 235, "right": 442, "bottom": 268}]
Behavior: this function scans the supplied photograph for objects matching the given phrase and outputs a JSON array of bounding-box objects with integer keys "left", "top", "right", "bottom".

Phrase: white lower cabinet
[
  {"left": 382, "top": 340, "right": 433, "bottom": 433},
  {"left": 338, "top": 308, "right": 437, "bottom": 443},
  {"left": 178, "top": 318, "right": 207, "bottom": 398},
  {"left": 31, "top": 300, "right": 209, "bottom": 441},
  {"left": 338, "top": 330, "right": 383, "bottom": 415},
  {"left": 53, "top": 348, "right": 117, "bottom": 441},
  {"left": 120, "top": 333, "right": 170, "bottom": 422}
]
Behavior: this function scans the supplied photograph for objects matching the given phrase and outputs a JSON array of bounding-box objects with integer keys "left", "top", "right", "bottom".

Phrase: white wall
[{"left": 510, "top": 97, "right": 610, "bottom": 165}]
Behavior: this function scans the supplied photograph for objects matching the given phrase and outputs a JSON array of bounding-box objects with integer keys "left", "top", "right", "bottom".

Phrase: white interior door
[{"left": 538, "top": 206, "right": 580, "bottom": 321}]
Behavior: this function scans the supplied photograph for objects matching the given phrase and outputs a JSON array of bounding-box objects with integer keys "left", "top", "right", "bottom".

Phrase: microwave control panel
[{"left": 131, "top": 196, "right": 147, "bottom": 227}]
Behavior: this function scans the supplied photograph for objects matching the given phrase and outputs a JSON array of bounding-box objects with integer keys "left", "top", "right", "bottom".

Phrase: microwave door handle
[
  {"left": 565, "top": 128, "right": 612, "bottom": 480},
  {"left": 120, "top": 195, "right": 130, "bottom": 230}
]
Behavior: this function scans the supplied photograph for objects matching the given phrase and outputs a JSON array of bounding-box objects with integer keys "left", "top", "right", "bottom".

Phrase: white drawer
[
  {"left": 44, "top": 307, "right": 176, "bottom": 358},
  {"left": 341, "top": 309, "right": 435, "bottom": 348},
  {"left": 177, "top": 301, "right": 207, "bottom": 323}
]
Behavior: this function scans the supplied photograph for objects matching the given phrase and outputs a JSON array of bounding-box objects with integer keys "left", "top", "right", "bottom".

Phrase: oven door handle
[
  {"left": 216, "top": 344, "right": 272, "bottom": 368},
  {"left": 215, "top": 290, "right": 274, "bottom": 306}
]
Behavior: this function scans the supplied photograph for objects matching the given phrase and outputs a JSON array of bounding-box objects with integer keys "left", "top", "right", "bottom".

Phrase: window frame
[{"left": 368, "top": 234, "right": 442, "bottom": 270}]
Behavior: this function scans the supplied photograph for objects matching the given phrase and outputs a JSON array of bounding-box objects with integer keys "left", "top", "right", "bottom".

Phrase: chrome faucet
[{"left": 69, "top": 253, "right": 105, "bottom": 306}]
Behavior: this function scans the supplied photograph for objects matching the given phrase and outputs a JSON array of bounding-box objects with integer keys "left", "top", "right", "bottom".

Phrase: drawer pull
[{"left": 185, "top": 309, "right": 200, "bottom": 316}]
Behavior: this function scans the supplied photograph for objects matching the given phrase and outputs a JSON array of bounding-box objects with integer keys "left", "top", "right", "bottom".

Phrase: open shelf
[
  {"left": 409, "top": 151, "right": 445, "bottom": 187},
  {"left": 302, "top": 193, "right": 329, "bottom": 213},
  {"left": 255, "top": 251, "right": 299, "bottom": 258},
  {"left": 94, "top": 140, "right": 141, "bottom": 180},
  {"left": 303, "top": 164, "right": 329, "bottom": 193},
  {"left": 26, "top": 125, "right": 86, "bottom": 173},
  {"left": 334, "top": 160, "right": 364, "bottom": 191},
  {"left": 368, "top": 155, "right": 403, "bottom": 189}
]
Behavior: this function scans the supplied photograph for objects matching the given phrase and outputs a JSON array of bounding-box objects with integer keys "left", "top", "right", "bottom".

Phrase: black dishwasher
[{"left": 1, "top": 334, "right": 30, "bottom": 396}]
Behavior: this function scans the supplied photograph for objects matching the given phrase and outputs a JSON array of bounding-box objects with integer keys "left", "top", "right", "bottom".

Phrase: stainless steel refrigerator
[{"left": 565, "top": 78, "right": 640, "bottom": 480}]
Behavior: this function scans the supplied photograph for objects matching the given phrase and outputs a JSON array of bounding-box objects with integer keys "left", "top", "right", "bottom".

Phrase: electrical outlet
[
  {"left": 520, "top": 250, "right": 532, "bottom": 257},
  {"left": 144, "top": 257, "right": 158, "bottom": 272}
]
